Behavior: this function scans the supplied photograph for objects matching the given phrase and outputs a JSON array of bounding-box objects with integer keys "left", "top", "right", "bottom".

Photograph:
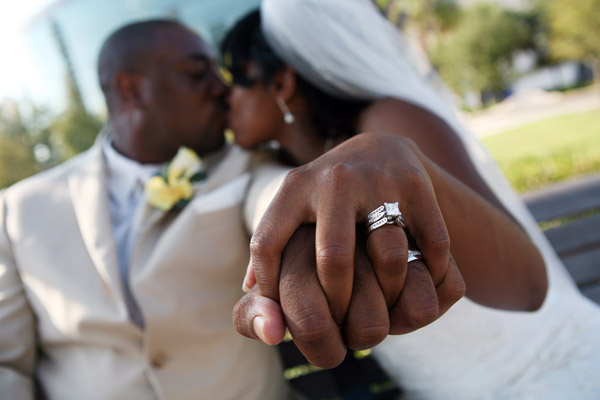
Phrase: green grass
[{"left": 482, "top": 109, "right": 600, "bottom": 193}]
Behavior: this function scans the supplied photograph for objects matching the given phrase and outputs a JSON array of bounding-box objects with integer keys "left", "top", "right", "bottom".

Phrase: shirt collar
[
  {"left": 103, "top": 137, "right": 164, "bottom": 205},
  {"left": 105, "top": 136, "right": 164, "bottom": 178}
]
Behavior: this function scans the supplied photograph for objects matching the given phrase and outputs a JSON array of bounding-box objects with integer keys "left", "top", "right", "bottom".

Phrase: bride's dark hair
[{"left": 221, "top": 9, "right": 368, "bottom": 140}]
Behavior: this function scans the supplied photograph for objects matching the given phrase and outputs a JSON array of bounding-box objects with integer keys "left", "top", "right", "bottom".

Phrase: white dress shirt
[{"left": 103, "top": 137, "right": 163, "bottom": 327}]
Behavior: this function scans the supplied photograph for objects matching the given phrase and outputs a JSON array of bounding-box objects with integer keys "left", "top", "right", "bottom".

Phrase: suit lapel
[
  {"left": 68, "top": 142, "right": 124, "bottom": 297},
  {"left": 194, "top": 145, "right": 252, "bottom": 196},
  {"left": 129, "top": 199, "right": 165, "bottom": 255}
]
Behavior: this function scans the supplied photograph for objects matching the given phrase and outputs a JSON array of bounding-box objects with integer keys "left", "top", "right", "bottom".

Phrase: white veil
[{"left": 260, "top": 0, "right": 575, "bottom": 292}]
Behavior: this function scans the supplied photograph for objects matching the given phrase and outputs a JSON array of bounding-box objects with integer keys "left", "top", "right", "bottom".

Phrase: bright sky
[{"left": 0, "top": 1, "right": 56, "bottom": 101}]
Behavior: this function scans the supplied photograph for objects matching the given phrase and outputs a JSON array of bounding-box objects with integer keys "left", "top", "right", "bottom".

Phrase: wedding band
[
  {"left": 367, "top": 202, "right": 406, "bottom": 234},
  {"left": 408, "top": 249, "right": 423, "bottom": 263},
  {"left": 367, "top": 218, "right": 388, "bottom": 233}
]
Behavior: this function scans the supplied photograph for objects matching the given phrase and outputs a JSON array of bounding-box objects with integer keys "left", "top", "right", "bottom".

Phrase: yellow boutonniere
[{"left": 144, "top": 147, "right": 206, "bottom": 211}]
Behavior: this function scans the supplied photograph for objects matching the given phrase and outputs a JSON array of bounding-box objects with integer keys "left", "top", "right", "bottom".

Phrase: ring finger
[{"left": 365, "top": 202, "right": 409, "bottom": 308}]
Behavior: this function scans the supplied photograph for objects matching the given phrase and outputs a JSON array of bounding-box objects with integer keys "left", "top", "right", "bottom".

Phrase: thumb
[{"left": 233, "top": 288, "right": 286, "bottom": 345}]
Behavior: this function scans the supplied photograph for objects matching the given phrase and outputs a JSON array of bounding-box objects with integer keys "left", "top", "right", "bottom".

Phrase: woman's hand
[{"left": 247, "top": 133, "right": 459, "bottom": 324}]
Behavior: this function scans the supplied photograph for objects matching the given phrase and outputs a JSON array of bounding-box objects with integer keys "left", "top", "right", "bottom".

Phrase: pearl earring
[{"left": 276, "top": 97, "right": 295, "bottom": 125}]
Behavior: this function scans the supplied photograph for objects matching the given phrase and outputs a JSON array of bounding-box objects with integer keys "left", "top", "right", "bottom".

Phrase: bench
[
  {"left": 279, "top": 342, "right": 401, "bottom": 399},
  {"left": 279, "top": 174, "right": 600, "bottom": 399},
  {"left": 523, "top": 173, "right": 600, "bottom": 304}
]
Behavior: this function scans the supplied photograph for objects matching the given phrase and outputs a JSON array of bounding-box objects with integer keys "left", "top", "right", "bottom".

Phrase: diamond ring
[{"left": 367, "top": 202, "right": 406, "bottom": 234}]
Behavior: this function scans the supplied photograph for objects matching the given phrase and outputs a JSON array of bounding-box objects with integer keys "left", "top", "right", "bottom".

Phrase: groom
[
  {"left": 0, "top": 19, "right": 462, "bottom": 399},
  {"left": 0, "top": 19, "right": 290, "bottom": 400}
]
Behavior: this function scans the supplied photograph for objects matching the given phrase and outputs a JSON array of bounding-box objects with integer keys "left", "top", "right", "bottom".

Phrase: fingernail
[
  {"left": 253, "top": 316, "right": 270, "bottom": 344},
  {"left": 242, "top": 272, "right": 250, "bottom": 293},
  {"left": 242, "top": 278, "right": 255, "bottom": 293},
  {"left": 242, "top": 257, "right": 254, "bottom": 293}
]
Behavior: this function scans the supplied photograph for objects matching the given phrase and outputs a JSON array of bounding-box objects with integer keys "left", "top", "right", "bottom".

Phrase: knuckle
[
  {"left": 405, "top": 299, "right": 440, "bottom": 329},
  {"left": 290, "top": 313, "right": 333, "bottom": 346},
  {"left": 232, "top": 298, "right": 254, "bottom": 339},
  {"left": 249, "top": 230, "right": 276, "bottom": 259},
  {"left": 317, "top": 245, "right": 354, "bottom": 271},
  {"left": 348, "top": 322, "right": 389, "bottom": 349},
  {"left": 329, "top": 161, "right": 355, "bottom": 180},
  {"left": 420, "top": 230, "right": 450, "bottom": 266},
  {"left": 371, "top": 243, "right": 406, "bottom": 274},
  {"left": 429, "top": 230, "right": 451, "bottom": 252},
  {"left": 401, "top": 136, "right": 419, "bottom": 152},
  {"left": 232, "top": 301, "right": 244, "bottom": 332},
  {"left": 322, "top": 162, "right": 359, "bottom": 190},
  {"left": 309, "top": 349, "right": 346, "bottom": 369},
  {"left": 282, "top": 166, "right": 308, "bottom": 188},
  {"left": 450, "top": 281, "right": 467, "bottom": 302},
  {"left": 403, "top": 164, "right": 429, "bottom": 188},
  {"left": 446, "top": 275, "right": 467, "bottom": 302}
]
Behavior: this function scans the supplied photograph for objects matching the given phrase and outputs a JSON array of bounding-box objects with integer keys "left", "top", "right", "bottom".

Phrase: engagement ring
[{"left": 367, "top": 202, "right": 406, "bottom": 234}]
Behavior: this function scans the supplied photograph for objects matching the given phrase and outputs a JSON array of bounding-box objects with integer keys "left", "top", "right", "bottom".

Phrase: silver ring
[
  {"left": 408, "top": 249, "right": 423, "bottom": 263},
  {"left": 367, "top": 202, "right": 406, "bottom": 234}
]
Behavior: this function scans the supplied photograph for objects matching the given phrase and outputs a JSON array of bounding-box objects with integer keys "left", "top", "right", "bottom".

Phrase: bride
[{"left": 223, "top": 0, "right": 600, "bottom": 398}]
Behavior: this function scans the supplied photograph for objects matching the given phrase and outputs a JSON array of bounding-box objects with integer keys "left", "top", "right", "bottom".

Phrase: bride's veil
[{"left": 260, "top": 0, "right": 576, "bottom": 292}]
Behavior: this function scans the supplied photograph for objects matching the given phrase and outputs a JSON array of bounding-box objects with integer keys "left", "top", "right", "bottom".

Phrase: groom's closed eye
[{"left": 180, "top": 56, "right": 215, "bottom": 83}]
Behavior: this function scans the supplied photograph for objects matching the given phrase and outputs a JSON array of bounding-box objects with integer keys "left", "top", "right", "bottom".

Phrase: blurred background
[{"left": 0, "top": 0, "right": 598, "bottom": 192}]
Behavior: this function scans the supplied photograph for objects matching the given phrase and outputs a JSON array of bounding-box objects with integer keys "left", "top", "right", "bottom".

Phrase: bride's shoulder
[
  {"left": 358, "top": 97, "right": 483, "bottom": 184},
  {"left": 359, "top": 97, "right": 455, "bottom": 142},
  {"left": 361, "top": 97, "right": 412, "bottom": 117}
]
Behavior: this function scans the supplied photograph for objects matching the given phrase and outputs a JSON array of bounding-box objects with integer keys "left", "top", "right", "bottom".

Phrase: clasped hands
[{"left": 234, "top": 133, "right": 466, "bottom": 368}]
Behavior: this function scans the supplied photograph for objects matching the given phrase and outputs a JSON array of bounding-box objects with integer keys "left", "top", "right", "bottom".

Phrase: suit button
[{"left": 150, "top": 353, "right": 168, "bottom": 369}]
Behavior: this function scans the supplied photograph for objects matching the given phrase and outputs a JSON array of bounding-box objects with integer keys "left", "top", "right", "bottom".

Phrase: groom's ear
[
  {"left": 271, "top": 67, "right": 297, "bottom": 101},
  {"left": 114, "top": 71, "right": 144, "bottom": 110}
]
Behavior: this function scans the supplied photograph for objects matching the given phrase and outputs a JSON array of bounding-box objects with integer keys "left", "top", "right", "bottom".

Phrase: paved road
[{"left": 463, "top": 86, "right": 600, "bottom": 138}]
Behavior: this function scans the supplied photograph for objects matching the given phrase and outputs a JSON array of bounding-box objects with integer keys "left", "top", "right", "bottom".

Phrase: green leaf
[{"left": 189, "top": 171, "right": 207, "bottom": 183}]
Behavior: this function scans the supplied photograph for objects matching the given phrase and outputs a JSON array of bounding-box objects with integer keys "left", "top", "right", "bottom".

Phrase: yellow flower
[
  {"left": 218, "top": 60, "right": 233, "bottom": 88},
  {"left": 144, "top": 147, "right": 204, "bottom": 211},
  {"left": 167, "top": 147, "right": 203, "bottom": 183}
]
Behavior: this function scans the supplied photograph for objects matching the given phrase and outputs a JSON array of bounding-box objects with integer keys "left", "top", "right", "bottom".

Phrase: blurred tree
[
  {"left": 373, "top": 0, "right": 460, "bottom": 54},
  {"left": 373, "top": 0, "right": 408, "bottom": 26},
  {"left": 0, "top": 135, "right": 39, "bottom": 189},
  {"left": 50, "top": 78, "right": 103, "bottom": 159},
  {"left": 0, "top": 17, "right": 104, "bottom": 188},
  {"left": 431, "top": 2, "right": 530, "bottom": 106},
  {"left": 0, "top": 102, "right": 41, "bottom": 188},
  {"left": 49, "top": 19, "right": 104, "bottom": 159},
  {"left": 0, "top": 88, "right": 102, "bottom": 188},
  {"left": 518, "top": 2, "right": 553, "bottom": 68},
  {"left": 403, "top": 0, "right": 461, "bottom": 54},
  {"left": 546, "top": 0, "right": 600, "bottom": 84}
]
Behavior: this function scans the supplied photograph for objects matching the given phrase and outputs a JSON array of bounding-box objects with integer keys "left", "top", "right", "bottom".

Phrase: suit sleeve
[{"left": 0, "top": 191, "right": 36, "bottom": 398}]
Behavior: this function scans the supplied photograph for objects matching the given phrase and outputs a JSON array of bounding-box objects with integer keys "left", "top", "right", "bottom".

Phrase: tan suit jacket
[{"left": 0, "top": 138, "right": 288, "bottom": 399}]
